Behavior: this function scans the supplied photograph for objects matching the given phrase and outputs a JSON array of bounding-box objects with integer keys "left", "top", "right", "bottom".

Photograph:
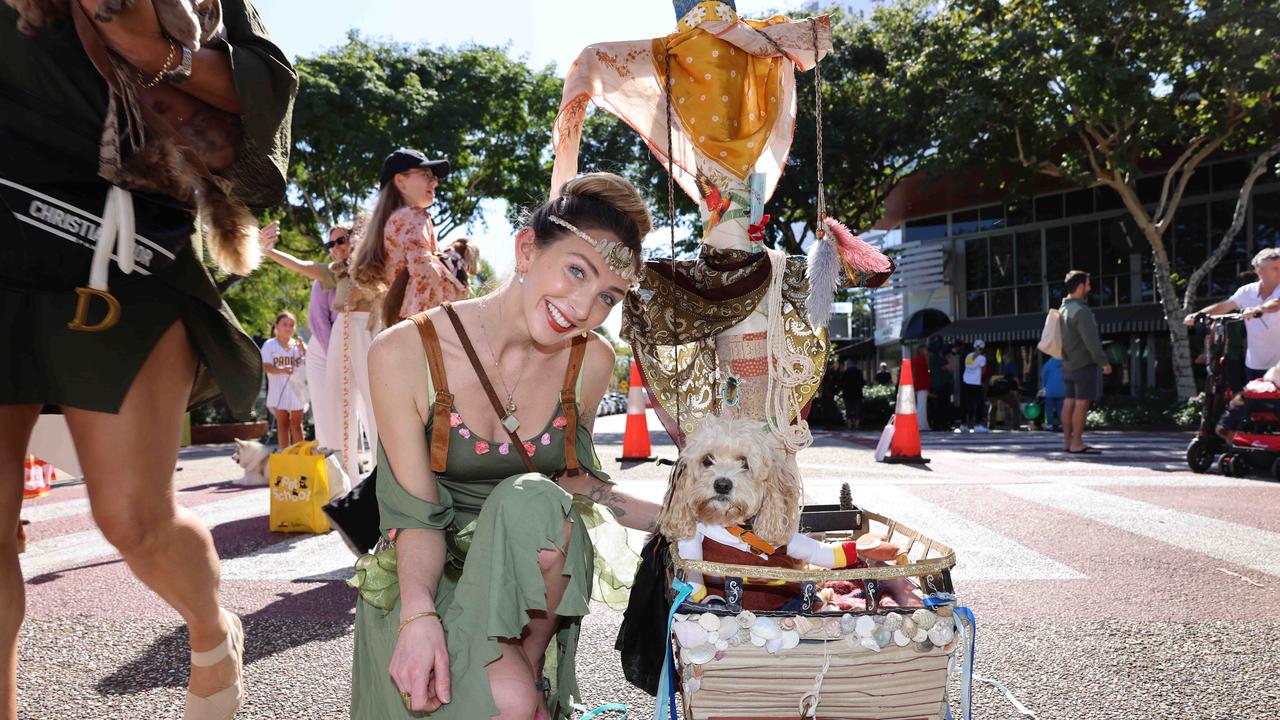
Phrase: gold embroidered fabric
[{"left": 622, "top": 247, "right": 828, "bottom": 440}]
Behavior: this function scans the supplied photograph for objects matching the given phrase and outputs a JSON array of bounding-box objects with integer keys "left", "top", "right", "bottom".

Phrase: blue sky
[{"left": 253, "top": 0, "right": 869, "bottom": 333}]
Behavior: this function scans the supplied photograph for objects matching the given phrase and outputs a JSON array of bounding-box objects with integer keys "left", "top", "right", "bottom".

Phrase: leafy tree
[
  {"left": 938, "top": 0, "right": 1280, "bottom": 398},
  {"left": 287, "top": 33, "right": 564, "bottom": 239}
]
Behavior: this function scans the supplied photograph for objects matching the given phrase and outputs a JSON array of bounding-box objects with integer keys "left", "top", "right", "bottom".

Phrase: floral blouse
[{"left": 382, "top": 206, "right": 468, "bottom": 318}]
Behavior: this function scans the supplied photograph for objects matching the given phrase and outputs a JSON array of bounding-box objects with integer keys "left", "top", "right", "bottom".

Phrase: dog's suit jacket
[{"left": 679, "top": 523, "right": 860, "bottom": 610}]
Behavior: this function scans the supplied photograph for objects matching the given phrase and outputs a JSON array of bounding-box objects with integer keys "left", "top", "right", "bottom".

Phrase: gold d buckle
[{"left": 66, "top": 287, "right": 121, "bottom": 332}]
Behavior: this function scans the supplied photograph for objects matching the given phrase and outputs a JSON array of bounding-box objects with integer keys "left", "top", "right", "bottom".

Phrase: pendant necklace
[{"left": 478, "top": 297, "right": 532, "bottom": 433}]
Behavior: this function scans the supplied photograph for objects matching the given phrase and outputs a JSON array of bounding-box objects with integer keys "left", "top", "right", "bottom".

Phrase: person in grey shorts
[{"left": 1059, "top": 271, "right": 1112, "bottom": 453}]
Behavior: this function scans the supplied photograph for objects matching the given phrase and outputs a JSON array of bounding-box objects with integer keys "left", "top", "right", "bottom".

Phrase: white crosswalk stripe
[
  {"left": 220, "top": 532, "right": 355, "bottom": 582},
  {"left": 20, "top": 490, "right": 269, "bottom": 580},
  {"left": 993, "top": 484, "right": 1280, "bottom": 578},
  {"left": 797, "top": 483, "right": 1084, "bottom": 581}
]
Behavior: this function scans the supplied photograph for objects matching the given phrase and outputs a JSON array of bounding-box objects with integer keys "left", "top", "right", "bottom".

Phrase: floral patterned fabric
[{"left": 382, "top": 206, "right": 469, "bottom": 318}]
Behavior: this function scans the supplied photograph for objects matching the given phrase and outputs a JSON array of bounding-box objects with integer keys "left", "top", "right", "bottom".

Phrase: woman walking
[
  {"left": 351, "top": 173, "right": 657, "bottom": 719},
  {"left": 0, "top": 0, "right": 295, "bottom": 718}
]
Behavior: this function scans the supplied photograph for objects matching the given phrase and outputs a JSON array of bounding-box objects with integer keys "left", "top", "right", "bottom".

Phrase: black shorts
[{"left": 1064, "top": 364, "right": 1100, "bottom": 401}]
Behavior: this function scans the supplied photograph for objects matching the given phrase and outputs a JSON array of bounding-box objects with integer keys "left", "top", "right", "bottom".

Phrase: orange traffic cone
[
  {"left": 884, "top": 360, "right": 930, "bottom": 464},
  {"left": 618, "top": 360, "right": 655, "bottom": 463}
]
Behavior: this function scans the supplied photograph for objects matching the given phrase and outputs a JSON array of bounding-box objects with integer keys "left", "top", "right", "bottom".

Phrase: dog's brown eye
[
  {"left": 701, "top": 455, "right": 715, "bottom": 468},
  {"left": 737, "top": 456, "right": 748, "bottom": 469}
]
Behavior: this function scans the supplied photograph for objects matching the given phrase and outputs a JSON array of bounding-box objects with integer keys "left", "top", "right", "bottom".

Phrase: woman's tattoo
[{"left": 587, "top": 483, "right": 627, "bottom": 519}]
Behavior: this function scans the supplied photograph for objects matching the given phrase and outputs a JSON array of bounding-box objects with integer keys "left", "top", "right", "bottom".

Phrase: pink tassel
[{"left": 826, "top": 217, "right": 892, "bottom": 273}]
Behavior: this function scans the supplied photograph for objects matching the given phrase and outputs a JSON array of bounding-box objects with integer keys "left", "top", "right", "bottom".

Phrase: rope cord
[{"left": 811, "top": 18, "right": 825, "bottom": 235}]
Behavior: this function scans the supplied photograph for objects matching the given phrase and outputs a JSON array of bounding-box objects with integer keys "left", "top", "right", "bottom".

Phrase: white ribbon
[{"left": 89, "top": 186, "right": 136, "bottom": 290}]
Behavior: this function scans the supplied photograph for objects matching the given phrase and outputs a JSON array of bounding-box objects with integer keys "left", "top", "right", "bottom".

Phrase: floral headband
[{"left": 548, "top": 214, "right": 644, "bottom": 284}]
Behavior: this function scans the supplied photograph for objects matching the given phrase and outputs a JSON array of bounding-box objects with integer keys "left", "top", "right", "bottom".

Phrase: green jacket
[{"left": 1060, "top": 298, "right": 1108, "bottom": 372}]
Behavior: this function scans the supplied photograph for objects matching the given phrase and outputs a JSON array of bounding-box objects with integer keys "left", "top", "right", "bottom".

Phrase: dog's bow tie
[{"left": 725, "top": 526, "right": 777, "bottom": 557}]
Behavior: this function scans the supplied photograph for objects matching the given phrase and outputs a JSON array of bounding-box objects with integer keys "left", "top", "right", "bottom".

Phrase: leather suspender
[{"left": 410, "top": 312, "right": 454, "bottom": 474}]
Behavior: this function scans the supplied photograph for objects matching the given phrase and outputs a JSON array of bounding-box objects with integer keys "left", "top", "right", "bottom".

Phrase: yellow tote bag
[{"left": 267, "top": 441, "right": 331, "bottom": 534}]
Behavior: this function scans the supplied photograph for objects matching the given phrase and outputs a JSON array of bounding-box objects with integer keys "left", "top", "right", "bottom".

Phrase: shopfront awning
[{"left": 937, "top": 304, "right": 1169, "bottom": 343}]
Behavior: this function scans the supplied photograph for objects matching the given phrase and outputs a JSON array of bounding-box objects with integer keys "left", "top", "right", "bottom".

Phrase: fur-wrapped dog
[
  {"left": 657, "top": 415, "right": 903, "bottom": 611},
  {"left": 5, "top": 0, "right": 259, "bottom": 275}
]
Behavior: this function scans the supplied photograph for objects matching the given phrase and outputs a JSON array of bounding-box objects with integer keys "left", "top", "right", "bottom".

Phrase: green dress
[{"left": 351, "top": 357, "right": 616, "bottom": 719}]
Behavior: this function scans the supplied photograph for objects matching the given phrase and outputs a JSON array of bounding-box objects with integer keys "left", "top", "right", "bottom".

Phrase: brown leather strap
[
  {"left": 441, "top": 304, "right": 538, "bottom": 473},
  {"left": 560, "top": 335, "right": 588, "bottom": 475},
  {"left": 410, "top": 313, "right": 453, "bottom": 474}
]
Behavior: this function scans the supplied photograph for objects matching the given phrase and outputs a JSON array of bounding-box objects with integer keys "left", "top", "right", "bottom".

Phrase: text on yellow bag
[{"left": 268, "top": 441, "right": 331, "bottom": 534}]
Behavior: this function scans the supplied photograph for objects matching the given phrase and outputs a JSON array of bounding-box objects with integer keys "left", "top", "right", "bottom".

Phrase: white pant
[
  {"left": 326, "top": 312, "right": 378, "bottom": 481},
  {"left": 916, "top": 389, "right": 930, "bottom": 431},
  {"left": 305, "top": 335, "right": 340, "bottom": 451}
]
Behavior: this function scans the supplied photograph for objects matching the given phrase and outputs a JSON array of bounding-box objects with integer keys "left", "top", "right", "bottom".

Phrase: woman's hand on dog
[{"left": 390, "top": 615, "right": 452, "bottom": 712}]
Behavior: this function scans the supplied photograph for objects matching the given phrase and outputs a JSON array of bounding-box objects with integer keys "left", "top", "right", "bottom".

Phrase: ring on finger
[{"left": 401, "top": 691, "right": 412, "bottom": 710}]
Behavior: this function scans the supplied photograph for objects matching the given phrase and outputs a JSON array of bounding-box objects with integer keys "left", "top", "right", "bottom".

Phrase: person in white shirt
[
  {"left": 261, "top": 311, "right": 308, "bottom": 448},
  {"left": 957, "top": 339, "right": 988, "bottom": 433},
  {"left": 1186, "top": 248, "right": 1280, "bottom": 438}
]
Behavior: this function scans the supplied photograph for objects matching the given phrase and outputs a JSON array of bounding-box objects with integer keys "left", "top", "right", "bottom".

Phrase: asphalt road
[{"left": 15, "top": 414, "right": 1280, "bottom": 719}]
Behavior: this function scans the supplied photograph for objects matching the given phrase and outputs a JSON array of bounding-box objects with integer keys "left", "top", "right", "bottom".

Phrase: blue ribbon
[
  {"left": 579, "top": 703, "right": 629, "bottom": 719},
  {"left": 954, "top": 606, "right": 977, "bottom": 720},
  {"left": 654, "top": 578, "right": 694, "bottom": 720}
]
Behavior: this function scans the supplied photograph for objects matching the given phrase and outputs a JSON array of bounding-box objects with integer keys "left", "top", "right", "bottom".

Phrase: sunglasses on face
[{"left": 324, "top": 235, "right": 349, "bottom": 250}]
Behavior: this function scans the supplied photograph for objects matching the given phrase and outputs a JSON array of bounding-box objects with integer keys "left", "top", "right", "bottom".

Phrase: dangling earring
[{"left": 518, "top": 273, "right": 525, "bottom": 285}]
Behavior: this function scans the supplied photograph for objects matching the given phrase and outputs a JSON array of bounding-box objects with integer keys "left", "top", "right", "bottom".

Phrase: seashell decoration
[
  {"left": 893, "top": 629, "right": 911, "bottom": 647},
  {"left": 839, "top": 614, "right": 856, "bottom": 635},
  {"left": 859, "top": 637, "right": 881, "bottom": 652},
  {"left": 692, "top": 664, "right": 705, "bottom": 679},
  {"left": 913, "top": 627, "right": 929, "bottom": 643},
  {"left": 780, "top": 630, "right": 801, "bottom": 650},
  {"left": 717, "top": 621, "right": 738, "bottom": 641},
  {"left": 715, "top": 639, "right": 728, "bottom": 651},
  {"left": 936, "top": 605, "right": 954, "bottom": 618},
  {"left": 735, "top": 610, "right": 756, "bottom": 628},
  {"left": 685, "top": 677, "right": 702, "bottom": 694},
  {"left": 873, "top": 627, "right": 892, "bottom": 648},
  {"left": 882, "top": 613, "right": 903, "bottom": 633},
  {"left": 673, "top": 620, "right": 709, "bottom": 649},
  {"left": 698, "top": 613, "right": 721, "bottom": 632},
  {"left": 750, "top": 617, "right": 782, "bottom": 649},
  {"left": 911, "top": 609, "right": 938, "bottom": 631},
  {"left": 780, "top": 618, "right": 796, "bottom": 631},
  {"left": 683, "top": 643, "right": 717, "bottom": 664},
  {"left": 900, "top": 617, "right": 917, "bottom": 638},
  {"left": 929, "top": 622, "right": 955, "bottom": 647},
  {"left": 914, "top": 638, "right": 934, "bottom": 653},
  {"left": 855, "top": 615, "right": 878, "bottom": 638},
  {"left": 823, "top": 617, "right": 842, "bottom": 637},
  {"left": 727, "top": 634, "right": 741, "bottom": 647},
  {"left": 793, "top": 617, "right": 822, "bottom": 636},
  {"left": 765, "top": 636, "right": 785, "bottom": 653}
]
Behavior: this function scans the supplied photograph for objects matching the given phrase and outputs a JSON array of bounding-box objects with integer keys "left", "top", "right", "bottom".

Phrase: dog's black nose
[{"left": 713, "top": 478, "right": 733, "bottom": 495}]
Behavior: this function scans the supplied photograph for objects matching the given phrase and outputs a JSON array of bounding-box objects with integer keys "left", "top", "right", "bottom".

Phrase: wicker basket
[{"left": 668, "top": 508, "right": 960, "bottom": 720}]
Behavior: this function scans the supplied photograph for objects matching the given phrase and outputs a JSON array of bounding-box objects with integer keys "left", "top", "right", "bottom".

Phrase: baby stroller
[{"left": 1185, "top": 310, "right": 1280, "bottom": 478}]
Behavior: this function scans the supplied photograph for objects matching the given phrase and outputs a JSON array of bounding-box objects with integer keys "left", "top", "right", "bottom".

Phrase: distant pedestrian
[
  {"left": 1041, "top": 357, "right": 1065, "bottom": 432},
  {"left": 261, "top": 311, "right": 308, "bottom": 449},
  {"left": 841, "top": 360, "right": 866, "bottom": 429},
  {"left": 910, "top": 345, "right": 931, "bottom": 431},
  {"left": 1060, "top": 271, "right": 1111, "bottom": 453},
  {"left": 438, "top": 236, "right": 482, "bottom": 294},
  {"left": 874, "top": 362, "right": 893, "bottom": 386},
  {"left": 958, "top": 339, "right": 988, "bottom": 433}
]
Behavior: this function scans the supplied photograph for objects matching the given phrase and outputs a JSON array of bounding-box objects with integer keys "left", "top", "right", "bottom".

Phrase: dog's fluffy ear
[
  {"left": 234, "top": 438, "right": 246, "bottom": 450},
  {"left": 656, "top": 458, "right": 699, "bottom": 541},
  {"left": 751, "top": 448, "right": 802, "bottom": 547}
]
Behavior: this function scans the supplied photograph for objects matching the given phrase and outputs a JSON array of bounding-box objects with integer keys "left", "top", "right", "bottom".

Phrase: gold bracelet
[
  {"left": 136, "top": 36, "right": 179, "bottom": 89},
  {"left": 397, "top": 610, "right": 441, "bottom": 635}
]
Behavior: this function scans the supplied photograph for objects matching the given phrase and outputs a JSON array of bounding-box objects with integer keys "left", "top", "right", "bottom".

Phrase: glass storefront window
[
  {"left": 1212, "top": 159, "right": 1251, "bottom": 194},
  {"left": 905, "top": 214, "right": 948, "bottom": 242},
  {"left": 1071, "top": 221, "right": 1101, "bottom": 277},
  {"left": 966, "top": 290, "right": 986, "bottom": 318},
  {"left": 1064, "top": 188, "right": 1093, "bottom": 216},
  {"left": 1034, "top": 193, "right": 1063, "bottom": 222},
  {"left": 1006, "top": 197, "right": 1032, "bottom": 226},
  {"left": 952, "top": 208, "right": 980, "bottom": 236},
  {"left": 1255, "top": 193, "right": 1280, "bottom": 251},
  {"left": 1046, "top": 226, "right": 1070, "bottom": 280},
  {"left": 1017, "top": 285, "right": 1044, "bottom": 314},
  {"left": 990, "top": 234, "right": 1014, "bottom": 286},
  {"left": 1102, "top": 216, "right": 1136, "bottom": 274},
  {"left": 1095, "top": 186, "right": 1124, "bottom": 211},
  {"left": 978, "top": 204, "right": 1006, "bottom": 230},
  {"left": 1016, "top": 230, "right": 1041, "bottom": 284},
  {"left": 1172, "top": 202, "right": 1208, "bottom": 276},
  {"left": 989, "top": 287, "right": 1015, "bottom": 316},
  {"left": 1210, "top": 198, "right": 1248, "bottom": 296},
  {"left": 965, "top": 237, "right": 988, "bottom": 289}
]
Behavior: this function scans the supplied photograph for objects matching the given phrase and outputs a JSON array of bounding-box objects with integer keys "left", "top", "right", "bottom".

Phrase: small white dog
[
  {"left": 230, "top": 438, "right": 270, "bottom": 487},
  {"left": 658, "top": 415, "right": 900, "bottom": 609}
]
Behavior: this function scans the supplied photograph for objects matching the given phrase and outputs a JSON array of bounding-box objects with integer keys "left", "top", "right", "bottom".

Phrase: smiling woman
[{"left": 350, "top": 172, "right": 660, "bottom": 719}]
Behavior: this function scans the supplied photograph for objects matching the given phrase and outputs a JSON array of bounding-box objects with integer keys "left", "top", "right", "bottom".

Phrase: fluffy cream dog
[
  {"left": 230, "top": 438, "right": 269, "bottom": 487},
  {"left": 658, "top": 415, "right": 894, "bottom": 608}
]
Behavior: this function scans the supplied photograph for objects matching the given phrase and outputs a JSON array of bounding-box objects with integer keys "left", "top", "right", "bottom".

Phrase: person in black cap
[{"left": 351, "top": 148, "right": 467, "bottom": 326}]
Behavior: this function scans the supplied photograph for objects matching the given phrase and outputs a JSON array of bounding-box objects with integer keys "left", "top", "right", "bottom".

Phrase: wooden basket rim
[{"left": 669, "top": 510, "right": 956, "bottom": 582}]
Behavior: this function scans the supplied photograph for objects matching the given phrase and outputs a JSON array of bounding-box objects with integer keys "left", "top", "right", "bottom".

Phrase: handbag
[
  {"left": 1038, "top": 308, "right": 1063, "bottom": 359},
  {"left": 268, "top": 441, "right": 331, "bottom": 534}
]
